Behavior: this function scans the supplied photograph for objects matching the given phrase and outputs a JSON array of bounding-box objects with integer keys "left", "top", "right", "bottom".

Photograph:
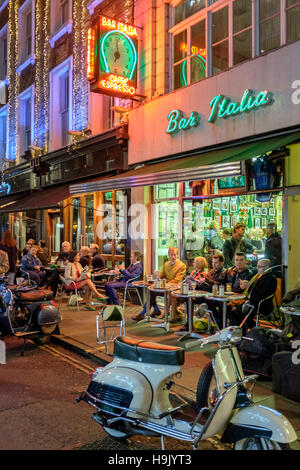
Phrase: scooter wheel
[
  {"left": 103, "top": 426, "right": 131, "bottom": 441},
  {"left": 234, "top": 437, "right": 290, "bottom": 450},
  {"left": 196, "top": 362, "right": 217, "bottom": 411},
  {"left": 32, "top": 334, "right": 52, "bottom": 345}
]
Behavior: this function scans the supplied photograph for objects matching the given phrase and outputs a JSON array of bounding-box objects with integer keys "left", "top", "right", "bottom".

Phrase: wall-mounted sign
[
  {"left": 208, "top": 89, "right": 273, "bottom": 123},
  {"left": 166, "top": 109, "right": 200, "bottom": 135},
  {"left": 87, "top": 15, "right": 138, "bottom": 98},
  {"left": 166, "top": 89, "right": 274, "bottom": 135}
]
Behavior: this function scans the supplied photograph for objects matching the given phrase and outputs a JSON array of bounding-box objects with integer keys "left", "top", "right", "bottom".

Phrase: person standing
[
  {"left": 222, "top": 223, "right": 254, "bottom": 268},
  {"left": 0, "top": 231, "right": 18, "bottom": 284},
  {"left": 265, "top": 223, "right": 282, "bottom": 277}
]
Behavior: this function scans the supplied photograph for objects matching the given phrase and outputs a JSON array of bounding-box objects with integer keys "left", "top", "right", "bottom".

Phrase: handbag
[{"left": 68, "top": 294, "right": 80, "bottom": 306}]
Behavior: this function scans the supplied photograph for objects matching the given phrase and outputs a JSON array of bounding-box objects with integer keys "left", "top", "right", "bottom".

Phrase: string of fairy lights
[
  {"left": 7, "top": 0, "right": 19, "bottom": 161},
  {"left": 34, "top": 0, "right": 50, "bottom": 152},
  {"left": 72, "top": 0, "right": 89, "bottom": 132}
]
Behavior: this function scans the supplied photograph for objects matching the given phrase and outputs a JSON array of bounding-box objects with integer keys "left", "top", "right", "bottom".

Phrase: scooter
[
  {"left": 0, "top": 277, "right": 61, "bottom": 352},
  {"left": 77, "top": 306, "right": 297, "bottom": 450}
]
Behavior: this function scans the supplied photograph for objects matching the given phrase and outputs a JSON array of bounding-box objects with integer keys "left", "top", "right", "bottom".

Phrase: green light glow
[{"left": 208, "top": 89, "right": 273, "bottom": 123}]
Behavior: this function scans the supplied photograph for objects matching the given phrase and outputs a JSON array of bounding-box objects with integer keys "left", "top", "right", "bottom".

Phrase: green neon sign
[
  {"left": 208, "top": 89, "right": 273, "bottom": 123},
  {"left": 166, "top": 109, "right": 200, "bottom": 135}
]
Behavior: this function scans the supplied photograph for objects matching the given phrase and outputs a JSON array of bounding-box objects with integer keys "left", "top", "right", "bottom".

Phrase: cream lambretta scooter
[{"left": 77, "top": 308, "right": 297, "bottom": 450}]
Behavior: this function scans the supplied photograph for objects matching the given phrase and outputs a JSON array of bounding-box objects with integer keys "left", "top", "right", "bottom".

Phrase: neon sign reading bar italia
[
  {"left": 208, "top": 89, "right": 273, "bottom": 123},
  {"left": 166, "top": 110, "right": 200, "bottom": 135},
  {"left": 87, "top": 15, "right": 138, "bottom": 98}
]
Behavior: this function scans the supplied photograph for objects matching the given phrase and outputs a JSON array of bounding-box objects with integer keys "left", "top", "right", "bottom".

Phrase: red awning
[{"left": 0, "top": 185, "right": 71, "bottom": 213}]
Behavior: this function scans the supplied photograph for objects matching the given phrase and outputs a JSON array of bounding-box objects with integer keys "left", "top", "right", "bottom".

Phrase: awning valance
[
  {"left": 0, "top": 184, "right": 71, "bottom": 213},
  {"left": 69, "top": 131, "right": 300, "bottom": 195}
]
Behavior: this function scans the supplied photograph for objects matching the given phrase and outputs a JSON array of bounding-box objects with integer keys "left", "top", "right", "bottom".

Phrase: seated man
[
  {"left": 219, "top": 252, "right": 253, "bottom": 293},
  {"left": 133, "top": 247, "right": 186, "bottom": 321},
  {"left": 229, "top": 258, "right": 277, "bottom": 329},
  {"left": 105, "top": 250, "right": 143, "bottom": 305},
  {"left": 89, "top": 243, "right": 105, "bottom": 270},
  {"left": 21, "top": 245, "right": 47, "bottom": 286},
  {"left": 209, "top": 252, "right": 253, "bottom": 328}
]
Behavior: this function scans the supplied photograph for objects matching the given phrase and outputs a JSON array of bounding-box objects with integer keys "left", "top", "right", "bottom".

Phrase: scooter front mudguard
[{"left": 222, "top": 404, "right": 297, "bottom": 444}]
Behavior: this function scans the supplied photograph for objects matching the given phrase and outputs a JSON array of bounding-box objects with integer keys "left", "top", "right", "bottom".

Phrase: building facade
[{"left": 0, "top": 0, "right": 300, "bottom": 289}]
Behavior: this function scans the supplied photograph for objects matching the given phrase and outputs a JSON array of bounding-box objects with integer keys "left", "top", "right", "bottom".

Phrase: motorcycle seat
[
  {"left": 16, "top": 289, "right": 54, "bottom": 302},
  {"left": 114, "top": 336, "right": 185, "bottom": 366}
]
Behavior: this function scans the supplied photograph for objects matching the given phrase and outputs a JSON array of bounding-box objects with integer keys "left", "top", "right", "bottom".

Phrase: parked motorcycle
[
  {"left": 0, "top": 277, "right": 61, "bottom": 351},
  {"left": 77, "top": 310, "right": 297, "bottom": 450}
]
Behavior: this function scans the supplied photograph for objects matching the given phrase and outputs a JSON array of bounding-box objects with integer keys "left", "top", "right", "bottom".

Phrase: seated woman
[
  {"left": 169, "top": 257, "right": 208, "bottom": 323},
  {"left": 64, "top": 252, "right": 107, "bottom": 311},
  {"left": 21, "top": 245, "right": 47, "bottom": 286}
]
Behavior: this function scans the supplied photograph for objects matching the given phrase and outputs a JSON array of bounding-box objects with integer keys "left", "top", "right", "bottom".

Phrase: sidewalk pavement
[{"left": 53, "top": 300, "right": 300, "bottom": 449}]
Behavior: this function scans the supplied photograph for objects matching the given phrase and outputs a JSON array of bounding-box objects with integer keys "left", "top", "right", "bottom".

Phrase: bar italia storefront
[{"left": 70, "top": 41, "right": 300, "bottom": 292}]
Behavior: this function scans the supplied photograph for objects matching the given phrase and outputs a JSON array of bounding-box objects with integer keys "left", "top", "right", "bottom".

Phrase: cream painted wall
[{"left": 287, "top": 194, "right": 300, "bottom": 290}]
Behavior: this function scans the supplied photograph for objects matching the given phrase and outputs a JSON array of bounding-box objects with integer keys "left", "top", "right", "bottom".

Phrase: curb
[{"left": 51, "top": 334, "right": 110, "bottom": 367}]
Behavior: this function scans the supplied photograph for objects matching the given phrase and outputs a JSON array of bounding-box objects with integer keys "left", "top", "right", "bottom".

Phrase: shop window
[
  {"left": 154, "top": 183, "right": 178, "bottom": 200},
  {"left": 212, "top": 6, "right": 229, "bottom": 74},
  {"left": 233, "top": 0, "right": 252, "bottom": 65},
  {"left": 286, "top": 0, "right": 300, "bottom": 44},
  {"left": 154, "top": 200, "right": 180, "bottom": 271},
  {"left": 259, "top": 0, "right": 280, "bottom": 54},
  {"left": 191, "top": 19, "right": 206, "bottom": 83},
  {"left": 85, "top": 195, "right": 94, "bottom": 246},
  {"left": 174, "top": 0, "right": 205, "bottom": 25},
  {"left": 173, "top": 30, "right": 187, "bottom": 90}
]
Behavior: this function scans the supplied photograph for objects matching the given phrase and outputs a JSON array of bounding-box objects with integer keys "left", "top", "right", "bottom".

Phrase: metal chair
[
  {"left": 255, "top": 293, "right": 276, "bottom": 327},
  {"left": 57, "top": 275, "right": 85, "bottom": 312},
  {"left": 96, "top": 305, "right": 125, "bottom": 355},
  {"left": 120, "top": 276, "right": 143, "bottom": 311}
]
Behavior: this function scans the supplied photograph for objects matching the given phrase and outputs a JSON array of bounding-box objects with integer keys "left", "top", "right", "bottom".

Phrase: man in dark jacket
[
  {"left": 265, "top": 223, "right": 282, "bottom": 277},
  {"left": 220, "top": 252, "right": 253, "bottom": 293},
  {"left": 229, "top": 258, "right": 277, "bottom": 329},
  {"left": 223, "top": 222, "right": 254, "bottom": 268},
  {"left": 105, "top": 250, "right": 143, "bottom": 305},
  {"left": 89, "top": 243, "right": 105, "bottom": 270}
]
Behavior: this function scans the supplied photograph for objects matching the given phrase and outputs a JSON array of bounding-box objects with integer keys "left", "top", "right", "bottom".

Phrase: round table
[
  {"left": 204, "top": 292, "right": 246, "bottom": 329},
  {"left": 170, "top": 289, "right": 205, "bottom": 341},
  {"left": 144, "top": 284, "right": 178, "bottom": 332}
]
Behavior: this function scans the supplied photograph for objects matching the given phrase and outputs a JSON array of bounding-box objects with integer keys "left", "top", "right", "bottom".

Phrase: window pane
[
  {"left": 174, "top": 30, "right": 187, "bottom": 63},
  {"left": 174, "top": 62, "right": 187, "bottom": 89},
  {"left": 212, "top": 7, "right": 228, "bottom": 44},
  {"left": 233, "top": 0, "right": 252, "bottom": 34},
  {"left": 212, "top": 40, "right": 228, "bottom": 74},
  {"left": 174, "top": 0, "right": 205, "bottom": 25},
  {"left": 233, "top": 29, "right": 252, "bottom": 65},
  {"left": 259, "top": 16, "right": 280, "bottom": 54},
  {"left": 191, "top": 19, "right": 206, "bottom": 53},
  {"left": 259, "top": 0, "right": 280, "bottom": 20},
  {"left": 286, "top": 6, "right": 300, "bottom": 44},
  {"left": 191, "top": 55, "right": 206, "bottom": 82}
]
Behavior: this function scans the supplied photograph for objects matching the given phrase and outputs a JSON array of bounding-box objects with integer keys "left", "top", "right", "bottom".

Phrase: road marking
[{"left": 39, "top": 344, "right": 93, "bottom": 375}]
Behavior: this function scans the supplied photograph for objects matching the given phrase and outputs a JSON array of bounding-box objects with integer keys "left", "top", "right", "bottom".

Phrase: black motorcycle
[{"left": 0, "top": 277, "right": 61, "bottom": 353}]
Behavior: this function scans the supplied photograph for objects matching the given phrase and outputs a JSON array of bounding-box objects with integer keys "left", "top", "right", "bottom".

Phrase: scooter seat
[{"left": 114, "top": 336, "right": 185, "bottom": 366}]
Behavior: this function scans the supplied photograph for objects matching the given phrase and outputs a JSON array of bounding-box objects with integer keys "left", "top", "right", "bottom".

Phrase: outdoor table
[
  {"left": 204, "top": 291, "right": 246, "bottom": 329},
  {"left": 142, "top": 283, "right": 178, "bottom": 332},
  {"left": 131, "top": 280, "right": 155, "bottom": 305},
  {"left": 170, "top": 289, "right": 205, "bottom": 341}
]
